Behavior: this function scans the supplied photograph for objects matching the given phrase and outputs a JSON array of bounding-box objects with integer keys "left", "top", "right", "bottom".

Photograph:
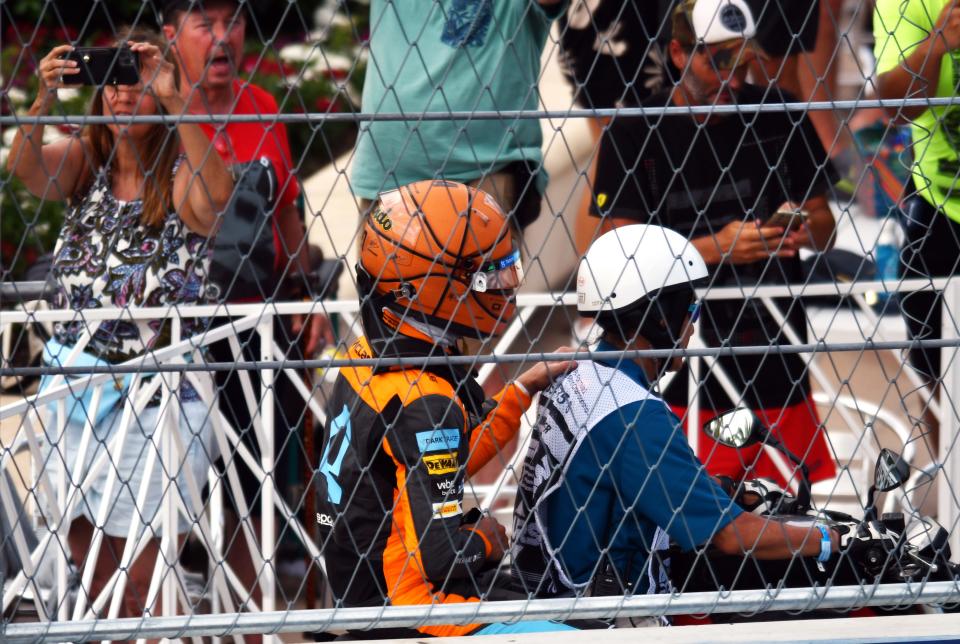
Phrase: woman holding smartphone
[{"left": 6, "top": 28, "right": 232, "bottom": 618}]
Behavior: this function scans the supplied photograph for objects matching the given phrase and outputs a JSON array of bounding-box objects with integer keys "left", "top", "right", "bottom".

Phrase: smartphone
[
  {"left": 765, "top": 208, "right": 809, "bottom": 232},
  {"left": 60, "top": 47, "right": 140, "bottom": 86}
]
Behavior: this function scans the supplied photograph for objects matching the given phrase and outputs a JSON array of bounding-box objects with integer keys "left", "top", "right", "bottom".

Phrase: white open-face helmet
[{"left": 577, "top": 225, "right": 708, "bottom": 347}]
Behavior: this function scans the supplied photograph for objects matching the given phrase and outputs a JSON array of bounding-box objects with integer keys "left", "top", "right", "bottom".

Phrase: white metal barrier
[{"left": 1, "top": 277, "right": 959, "bottom": 640}]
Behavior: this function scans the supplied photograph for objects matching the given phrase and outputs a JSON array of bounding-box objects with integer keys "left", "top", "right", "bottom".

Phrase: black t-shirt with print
[
  {"left": 591, "top": 84, "right": 836, "bottom": 409},
  {"left": 558, "top": 0, "right": 674, "bottom": 109},
  {"left": 746, "top": 0, "right": 821, "bottom": 58}
]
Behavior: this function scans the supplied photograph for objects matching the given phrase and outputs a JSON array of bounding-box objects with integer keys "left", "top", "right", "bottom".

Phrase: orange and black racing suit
[{"left": 315, "top": 334, "right": 531, "bottom": 637}]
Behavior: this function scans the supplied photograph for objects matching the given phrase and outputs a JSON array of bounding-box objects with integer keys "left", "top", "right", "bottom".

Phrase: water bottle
[{"left": 873, "top": 216, "right": 901, "bottom": 310}]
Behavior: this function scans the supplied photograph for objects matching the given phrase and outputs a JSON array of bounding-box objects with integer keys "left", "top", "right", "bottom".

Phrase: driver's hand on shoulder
[{"left": 514, "top": 345, "right": 578, "bottom": 395}]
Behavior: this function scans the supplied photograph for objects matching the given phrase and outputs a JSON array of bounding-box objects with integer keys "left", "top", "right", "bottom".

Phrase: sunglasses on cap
[{"left": 471, "top": 249, "right": 524, "bottom": 293}]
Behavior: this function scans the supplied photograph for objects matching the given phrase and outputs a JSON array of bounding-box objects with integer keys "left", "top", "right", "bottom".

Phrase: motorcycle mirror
[
  {"left": 703, "top": 408, "right": 763, "bottom": 448},
  {"left": 874, "top": 448, "right": 910, "bottom": 492}
]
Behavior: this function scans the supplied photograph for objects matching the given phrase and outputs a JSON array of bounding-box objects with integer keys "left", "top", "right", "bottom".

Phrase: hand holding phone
[
  {"left": 36, "top": 45, "right": 80, "bottom": 94},
  {"left": 765, "top": 207, "right": 809, "bottom": 232},
  {"left": 59, "top": 47, "right": 140, "bottom": 86},
  {"left": 715, "top": 218, "right": 799, "bottom": 265}
]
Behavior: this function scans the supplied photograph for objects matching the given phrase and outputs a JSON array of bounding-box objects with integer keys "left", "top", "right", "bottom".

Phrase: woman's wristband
[{"left": 815, "top": 523, "right": 832, "bottom": 563}]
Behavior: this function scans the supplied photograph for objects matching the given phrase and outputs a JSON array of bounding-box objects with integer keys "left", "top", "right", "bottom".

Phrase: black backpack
[{"left": 207, "top": 157, "right": 278, "bottom": 302}]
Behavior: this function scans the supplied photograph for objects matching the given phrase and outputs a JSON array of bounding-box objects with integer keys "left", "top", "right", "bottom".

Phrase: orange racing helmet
[{"left": 358, "top": 180, "right": 522, "bottom": 339}]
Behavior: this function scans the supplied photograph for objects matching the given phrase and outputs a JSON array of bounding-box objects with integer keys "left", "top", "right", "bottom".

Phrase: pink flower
[
  {"left": 242, "top": 54, "right": 259, "bottom": 75},
  {"left": 315, "top": 97, "right": 339, "bottom": 113},
  {"left": 322, "top": 68, "right": 349, "bottom": 81}
]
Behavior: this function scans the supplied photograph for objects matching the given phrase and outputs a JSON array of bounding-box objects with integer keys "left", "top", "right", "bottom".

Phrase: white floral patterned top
[{"left": 51, "top": 163, "right": 213, "bottom": 364}]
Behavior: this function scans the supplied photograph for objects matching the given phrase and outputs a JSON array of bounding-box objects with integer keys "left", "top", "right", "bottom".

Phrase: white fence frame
[{"left": 1, "top": 277, "right": 959, "bottom": 641}]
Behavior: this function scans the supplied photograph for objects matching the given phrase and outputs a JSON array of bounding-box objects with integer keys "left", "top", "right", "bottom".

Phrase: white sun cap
[
  {"left": 691, "top": 0, "right": 757, "bottom": 45},
  {"left": 577, "top": 225, "right": 708, "bottom": 316}
]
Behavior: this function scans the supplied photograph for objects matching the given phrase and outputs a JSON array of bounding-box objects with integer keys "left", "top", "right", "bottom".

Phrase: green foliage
[
  {"left": 243, "top": 10, "right": 368, "bottom": 176},
  {"left": 1, "top": 18, "right": 91, "bottom": 280},
  {"left": 0, "top": 171, "right": 64, "bottom": 281}
]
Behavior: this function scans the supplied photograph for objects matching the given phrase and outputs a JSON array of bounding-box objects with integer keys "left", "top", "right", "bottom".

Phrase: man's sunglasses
[
  {"left": 695, "top": 44, "right": 758, "bottom": 72},
  {"left": 688, "top": 301, "right": 701, "bottom": 324}
]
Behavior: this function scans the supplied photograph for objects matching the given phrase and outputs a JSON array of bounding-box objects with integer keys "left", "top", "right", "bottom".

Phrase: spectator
[
  {"left": 315, "top": 180, "right": 576, "bottom": 637},
  {"left": 874, "top": 0, "right": 960, "bottom": 441},
  {"left": 7, "top": 30, "right": 232, "bottom": 617},
  {"left": 590, "top": 0, "right": 838, "bottom": 486},
  {"left": 561, "top": 2, "right": 851, "bottom": 321},
  {"left": 350, "top": 0, "right": 565, "bottom": 233},
  {"left": 558, "top": 1, "right": 674, "bottom": 260},
  {"left": 159, "top": 0, "right": 332, "bottom": 618},
  {"left": 746, "top": 0, "right": 857, "bottom": 179},
  {"left": 512, "top": 225, "right": 841, "bottom": 597},
  {"left": 557, "top": 1, "right": 673, "bottom": 349}
]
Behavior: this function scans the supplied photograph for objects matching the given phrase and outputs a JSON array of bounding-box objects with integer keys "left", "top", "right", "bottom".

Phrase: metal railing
[{"left": 2, "top": 276, "right": 959, "bottom": 640}]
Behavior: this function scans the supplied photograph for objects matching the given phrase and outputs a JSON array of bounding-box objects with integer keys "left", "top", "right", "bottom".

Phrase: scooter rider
[{"left": 512, "top": 224, "right": 868, "bottom": 598}]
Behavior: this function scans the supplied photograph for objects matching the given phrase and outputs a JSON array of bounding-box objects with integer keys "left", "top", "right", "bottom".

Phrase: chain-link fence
[{"left": 3, "top": 0, "right": 960, "bottom": 641}]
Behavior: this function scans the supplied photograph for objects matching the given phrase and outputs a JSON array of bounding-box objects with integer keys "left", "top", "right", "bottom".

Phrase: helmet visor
[{"left": 471, "top": 250, "right": 524, "bottom": 293}]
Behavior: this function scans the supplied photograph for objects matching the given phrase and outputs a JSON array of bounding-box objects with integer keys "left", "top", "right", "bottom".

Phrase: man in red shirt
[
  {"left": 160, "top": 0, "right": 320, "bottom": 310},
  {"left": 160, "top": 0, "right": 332, "bottom": 620}
]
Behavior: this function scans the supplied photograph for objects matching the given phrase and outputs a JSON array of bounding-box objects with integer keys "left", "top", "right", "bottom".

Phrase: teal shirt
[{"left": 350, "top": 0, "right": 561, "bottom": 200}]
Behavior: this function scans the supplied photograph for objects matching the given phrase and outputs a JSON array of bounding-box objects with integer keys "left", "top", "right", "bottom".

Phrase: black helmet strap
[{"left": 596, "top": 285, "right": 695, "bottom": 351}]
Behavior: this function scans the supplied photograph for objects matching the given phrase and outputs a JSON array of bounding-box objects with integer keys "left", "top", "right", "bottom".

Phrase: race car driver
[{"left": 315, "top": 180, "right": 576, "bottom": 637}]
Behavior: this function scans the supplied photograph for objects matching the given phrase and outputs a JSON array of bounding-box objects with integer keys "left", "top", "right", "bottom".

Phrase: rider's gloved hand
[
  {"left": 729, "top": 477, "right": 790, "bottom": 515},
  {"left": 835, "top": 520, "right": 900, "bottom": 577}
]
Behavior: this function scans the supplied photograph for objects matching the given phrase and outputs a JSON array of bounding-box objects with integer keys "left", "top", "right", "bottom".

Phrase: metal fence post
[
  {"left": 258, "top": 316, "right": 276, "bottom": 642},
  {"left": 686, "top": 333, "right": 701, "bottom": 455},
  {"left": 163, "top": 317, "right": 183, "bottom": 617},
  {"left": 939, "top": 279, "right": 960, "bottom": 556}
]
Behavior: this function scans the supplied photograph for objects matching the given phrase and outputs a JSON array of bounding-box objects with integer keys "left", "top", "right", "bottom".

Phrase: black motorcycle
[{"left": 668, "top": 408, "right": 960, "bottom": 618}]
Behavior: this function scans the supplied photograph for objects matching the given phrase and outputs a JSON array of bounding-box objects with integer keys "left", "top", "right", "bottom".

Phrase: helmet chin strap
[
  {"left": 402, "top": 316, "right": 460, "bottom": 349},
  {"left": 600, "top": 314, "right": 680, "bottom": 382}
]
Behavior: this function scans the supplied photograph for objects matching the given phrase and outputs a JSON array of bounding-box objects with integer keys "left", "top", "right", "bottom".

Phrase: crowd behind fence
[{"left": 4, "top": 0, "right": 960, "bottom": 640}]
